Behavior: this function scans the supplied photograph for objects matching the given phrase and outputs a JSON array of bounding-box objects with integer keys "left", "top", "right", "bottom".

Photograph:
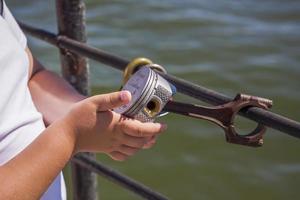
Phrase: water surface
[{"left": 7, "top": 0, "right": 300, "bottom": 199}]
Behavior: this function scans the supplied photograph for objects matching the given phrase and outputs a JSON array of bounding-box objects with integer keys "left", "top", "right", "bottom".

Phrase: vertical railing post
[{"left": 55, "top": 0, "right": 98, "bottom": 199}]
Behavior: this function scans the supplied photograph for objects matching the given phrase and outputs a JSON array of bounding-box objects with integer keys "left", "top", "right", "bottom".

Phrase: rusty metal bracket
[
  {"left": 221, "top": 94, "right": 272, "bottom": 146},
  {"left": 165, "top": 94, "right": 273, "bottom": 147}
]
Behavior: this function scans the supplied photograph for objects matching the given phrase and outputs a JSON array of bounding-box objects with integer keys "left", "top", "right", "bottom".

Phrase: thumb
[{"left": 91, "top": 90, "right": 131, "bottom": 111}]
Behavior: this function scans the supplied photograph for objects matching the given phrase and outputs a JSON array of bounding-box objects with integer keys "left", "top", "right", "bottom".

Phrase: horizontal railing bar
[
  {"left": 59, "top": 36, "right": 128, "bottom": 71},
  {"left": 19, "top": 22, "right": 300, "bottom": 139},
  {"left": 160, "top": 73, "right": 300, "bottom": 139},
  {"left": 73, "top": 154, "right": 169, "bottom": 200}
]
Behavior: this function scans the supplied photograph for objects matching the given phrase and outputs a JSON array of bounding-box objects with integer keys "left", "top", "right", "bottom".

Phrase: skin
[{"left": 0, "top": 48, "right": 166, "bottom": 199}]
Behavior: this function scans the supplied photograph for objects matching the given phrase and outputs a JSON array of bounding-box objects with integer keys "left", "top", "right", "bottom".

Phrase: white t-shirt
[{"left": 0, "top": 1, "right": 66, "bottom": 199}]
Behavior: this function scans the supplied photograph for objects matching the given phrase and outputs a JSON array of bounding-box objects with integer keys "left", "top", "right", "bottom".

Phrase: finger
[
  {"left": 143, "top": 141, "right": 156, "bottom": 149},
  {"left": 143, "top": 136, "right": 157, "bottom": 149},
  {"left": 90, "top": 90, "right": 131, "bottom": 111},
  {"left": 121, "top": 120, "right": 167, "bottom": 137},
  {"left": 118, "top": 145, "right": 139, "bottom": 156},
  {"left": 109, "top": 151, "right": 129, "bottom": 161},
  {"left": 122, "top": 134, "right": 147, "bottom": 148}
]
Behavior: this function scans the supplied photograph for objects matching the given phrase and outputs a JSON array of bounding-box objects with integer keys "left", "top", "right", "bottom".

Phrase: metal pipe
[
  {"left": 73, "top": 154, "right": 169, "bottom": 200},
  {"left": 55, "top": 0, "right": 97, "bottom": 199},
  {"left": 19, "top": 22, "right": 300, "bottom": 139}
]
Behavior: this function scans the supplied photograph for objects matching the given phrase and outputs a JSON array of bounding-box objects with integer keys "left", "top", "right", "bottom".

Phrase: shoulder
[{"left": 0, "top": 0, "right": 27, "bottom": 49}]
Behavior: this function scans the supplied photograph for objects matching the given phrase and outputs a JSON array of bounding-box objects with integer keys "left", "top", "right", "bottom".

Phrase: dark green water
[{"left": 8, "top": 0, "right": 300, "bottom": 199}]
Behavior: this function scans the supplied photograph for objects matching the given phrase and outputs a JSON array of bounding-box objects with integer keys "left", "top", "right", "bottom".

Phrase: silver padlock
[{"left": 114, "top": 66, "right": 176, "bottom": 122}]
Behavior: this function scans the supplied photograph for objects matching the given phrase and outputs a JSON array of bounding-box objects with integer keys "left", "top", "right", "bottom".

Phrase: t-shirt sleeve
[{"left": 2, "top": 1, "right": 27, "bottom": 49}]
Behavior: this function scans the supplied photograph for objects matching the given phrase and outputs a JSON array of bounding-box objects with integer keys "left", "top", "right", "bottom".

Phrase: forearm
[
  {"left": 12, "top": 48, "right": 163, "bottom": 200},
  {"left": 26, "top": 48, "right": 86, "bottom": 125},
  {"left": 29, "top": 68, "right": 85, "bottom": 125},
  {"left": 0, "top": 49, "right": 81, "bottom": 198},
  {"left": 0, "top": 119, "right": 76, "bottom": 199}
]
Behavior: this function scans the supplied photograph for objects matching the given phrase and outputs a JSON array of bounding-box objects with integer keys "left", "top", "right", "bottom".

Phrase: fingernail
[
  {"left": 160, "top": 123, "right": 168, "bottom": 131},
  {"left": 120, "top": 91, "right": 130, "bottom": 102}
]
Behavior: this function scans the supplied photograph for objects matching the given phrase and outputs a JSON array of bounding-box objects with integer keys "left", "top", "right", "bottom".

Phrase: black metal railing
[
  {"left": 19, "top": 22, "right": 300, "bottom": 139},
  {"left": 73, "top": 154, "right": 168, "bottom": 200}
]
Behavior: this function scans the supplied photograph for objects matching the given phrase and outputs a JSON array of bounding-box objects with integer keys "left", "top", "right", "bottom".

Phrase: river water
[{"left": 7, "top": 0, "right": 300, "bottom": 199}]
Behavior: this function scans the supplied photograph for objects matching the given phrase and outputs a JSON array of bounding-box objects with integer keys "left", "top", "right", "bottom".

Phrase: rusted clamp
[
  {"left": 123, "top": 57, "right": 167, "bottom": 84},
  {"left": 222, "top": 94, "right": 273, "bottom": 147},
  {"left": 169, "top": 93, "right": 273, "bottom": 147}
]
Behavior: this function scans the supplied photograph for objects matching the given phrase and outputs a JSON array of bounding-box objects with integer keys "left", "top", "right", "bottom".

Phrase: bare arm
[
  {"left": 0, "top": 116, "right": 76, "bottom": 199},
  {"left": 26, "top": 48, "right": 85, "bottom": 125},
  {"left": 0, "top": 48, "right": 164, "bottom": 199}
]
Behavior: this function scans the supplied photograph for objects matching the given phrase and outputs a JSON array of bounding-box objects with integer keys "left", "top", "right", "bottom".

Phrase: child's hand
[{"left": 63, "top": 91, "right": 167, "bottom": 161}]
